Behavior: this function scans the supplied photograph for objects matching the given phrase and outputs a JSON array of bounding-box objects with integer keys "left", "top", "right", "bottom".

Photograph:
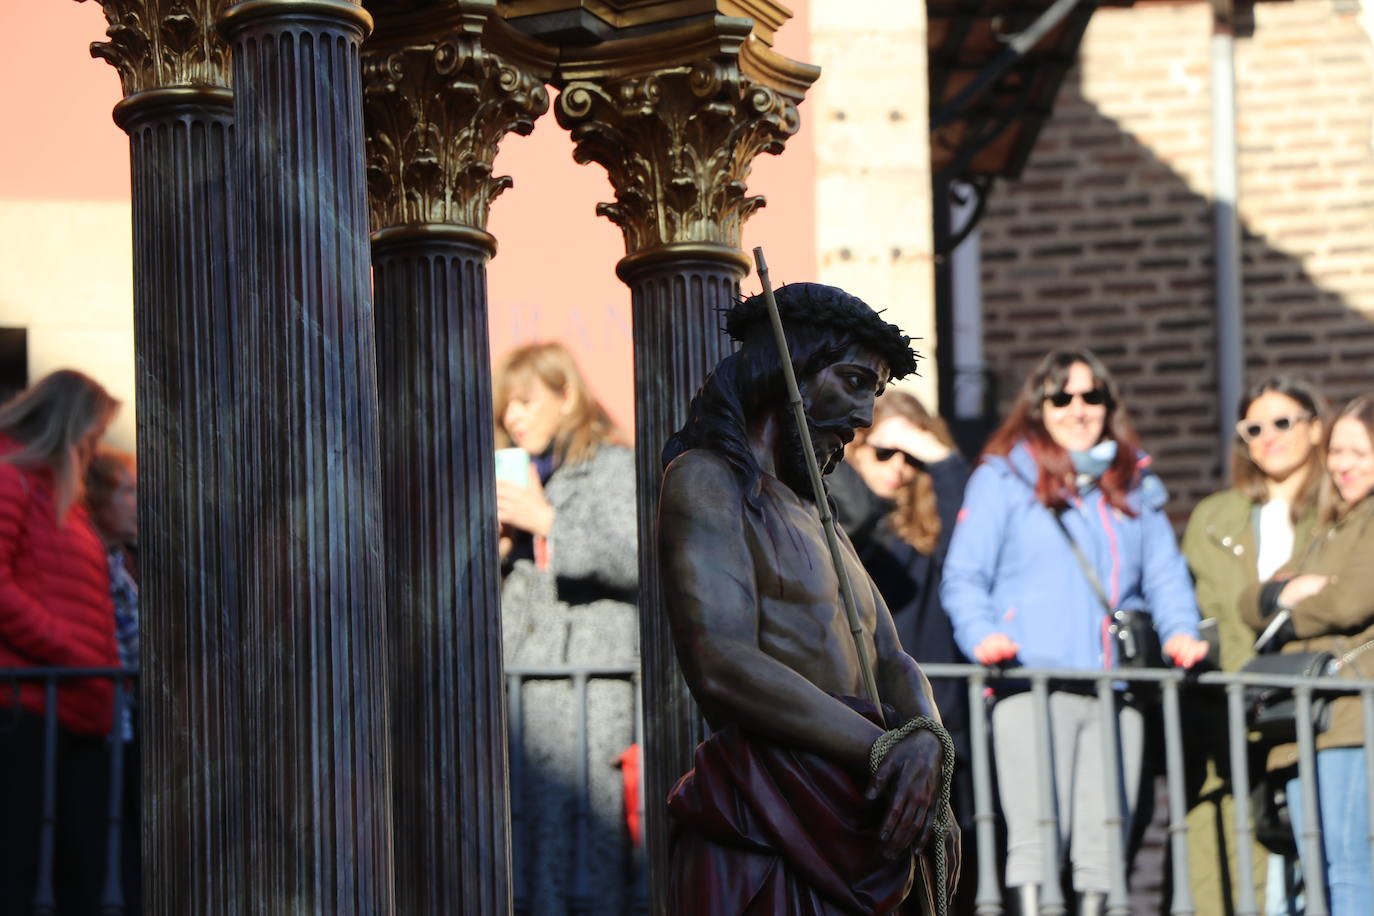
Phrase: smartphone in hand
[{"left": 495, "top": 448, "right": 531, "bottom": 487}]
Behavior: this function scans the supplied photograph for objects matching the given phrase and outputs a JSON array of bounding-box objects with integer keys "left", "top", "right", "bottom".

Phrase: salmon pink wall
[{"left": 0, "top": 2, "right": 130, "bottom": 202}]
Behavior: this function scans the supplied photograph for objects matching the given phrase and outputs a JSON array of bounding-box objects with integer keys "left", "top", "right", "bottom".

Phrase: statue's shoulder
[
  {"left": 665, "top": 447, "right": 741, "bottom": 483},
  {"left": 663, "top": 448, "right": 742, "bottom": 493}
]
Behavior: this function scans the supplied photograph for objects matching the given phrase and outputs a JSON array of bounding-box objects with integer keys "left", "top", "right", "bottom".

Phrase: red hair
[{"left": 983, "top": 349, "right": 1142, "bottom": 515}]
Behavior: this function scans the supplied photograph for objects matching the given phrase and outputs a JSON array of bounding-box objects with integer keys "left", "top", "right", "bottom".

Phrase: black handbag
[
  {"left": 1107, "top": 609, "right": 1164, "bottom": 670},
  {"left": 1052, "top": 511, "right": 1166, "bottom": 669},
  {"left": 1240, "top": 650, "right": 1336, "bottom": 744},
  {"left": 1250, "top": 771, "right": 1298, "bottom": 857}
]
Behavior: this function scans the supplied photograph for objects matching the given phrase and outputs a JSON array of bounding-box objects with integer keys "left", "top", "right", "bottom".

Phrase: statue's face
[{"left": 778, "top": 345, "right": 890, "bottom": 496}]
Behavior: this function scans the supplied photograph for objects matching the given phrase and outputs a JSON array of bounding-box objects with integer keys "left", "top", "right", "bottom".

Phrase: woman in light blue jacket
[{"left": 941, "top": 348, "right": 1208, "bottom": 916}]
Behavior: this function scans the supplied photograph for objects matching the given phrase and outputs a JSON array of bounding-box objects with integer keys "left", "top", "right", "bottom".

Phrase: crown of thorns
[{"left": 724, "top": 282, "right": 920, "bottom": 379}]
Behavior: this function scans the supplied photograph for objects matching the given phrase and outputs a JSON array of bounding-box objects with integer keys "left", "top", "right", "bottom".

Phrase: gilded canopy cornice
[
  {"left": 362, "top": 1, "right": 552, "bottom": 231},
  {"left": 552, "top": 13, "right": 816, "bottom": 255},
  {"left": 80, "top": 0, "right": 231, "bottom": 96}
]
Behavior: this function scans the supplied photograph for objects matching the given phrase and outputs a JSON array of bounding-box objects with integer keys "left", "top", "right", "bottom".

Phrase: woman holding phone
[{"left": 493, "top": 341, "right": 638, "bottom": 915}]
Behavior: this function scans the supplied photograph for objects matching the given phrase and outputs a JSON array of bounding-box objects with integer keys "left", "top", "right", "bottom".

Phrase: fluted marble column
[
  {"left": 362, "top": 9, "right": 549, "bottom": 913},
  {"left": 616, "top": 245, "right": 742, "bottom": 887},
  {"left": 219, "top": 1, "right": 394, "bottom": 910},
  {"left": 370, "top": 228, "right": 506, "bottom": 914},
  {"left": 555, "top": 23, "right": 817, "bottom": 906},
  {"left": 83, "top": 2, "right": 243, "bottom": 910}
]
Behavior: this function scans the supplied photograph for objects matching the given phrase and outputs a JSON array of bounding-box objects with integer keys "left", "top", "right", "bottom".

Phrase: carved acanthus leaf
[
  {"left": 362, "top": 33, "right": 550, "bottom": 232},
  {"left": 555, "top": 60, "right": 801, "bottom": 255},
  {"left": 81, "top": 0, "right": 229, "bottom": 97}
]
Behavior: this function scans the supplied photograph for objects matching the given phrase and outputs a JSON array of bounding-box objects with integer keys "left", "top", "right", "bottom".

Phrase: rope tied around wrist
[{"left": 869, "top": 716, "right": 957, "bottom": 916}]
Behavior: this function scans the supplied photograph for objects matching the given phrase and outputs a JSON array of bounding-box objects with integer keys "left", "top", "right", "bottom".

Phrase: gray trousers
[{"left": 993, "top": 691, "right": 1144, "bottom": 893}]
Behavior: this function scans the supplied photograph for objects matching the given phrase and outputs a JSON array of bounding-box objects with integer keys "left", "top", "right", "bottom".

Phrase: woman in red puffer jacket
[{"left": 0, "top": 369, "right": 122, "bottom": 913}]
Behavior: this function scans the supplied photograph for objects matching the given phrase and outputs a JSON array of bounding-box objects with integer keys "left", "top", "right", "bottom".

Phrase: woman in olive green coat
[
  {"left": 1181, "top": 375, "right": 1326, "bottom": 916},
  {"left": 1239, "top": 394, "right": 1374, "bottom": 916}
]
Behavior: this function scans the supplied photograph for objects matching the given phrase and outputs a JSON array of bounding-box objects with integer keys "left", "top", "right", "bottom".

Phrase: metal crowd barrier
[
  {"left": 1, "top": 666, "right": 137, "bottom": 916},
  {"left": 919, "top": 663, "right": 1374, "bottom": 916},
  {"left": 10, "top": 663, "right": 1368, "bottom": 916},
  {"left": 505, "top": 663, "right": 647, "bottom": 916}
]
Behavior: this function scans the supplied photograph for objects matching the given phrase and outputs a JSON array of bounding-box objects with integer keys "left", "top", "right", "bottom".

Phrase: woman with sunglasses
[
  {"left": 830, "top": 390, "right": 976, "bottom": 909},
  {"left": 1236, "top": 394, "right": 1374, "bottom": 916},
  {"left": 1181, "top": 375, "right": 1327, "bottom": 916},
  {"left": 942, "top": 348, "right": 1208, "bottom": 916}
]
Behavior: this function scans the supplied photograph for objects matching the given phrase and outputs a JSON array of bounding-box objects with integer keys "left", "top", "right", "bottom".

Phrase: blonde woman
[
  {"left": 1240, "top": 394, "right": 1374, "bottom": 916},
  {"left": 0, "top": 369, "right": 121, "bottom": 912},
  {"left": 493, "top": 342, "right": 639, "bottom": 915}
]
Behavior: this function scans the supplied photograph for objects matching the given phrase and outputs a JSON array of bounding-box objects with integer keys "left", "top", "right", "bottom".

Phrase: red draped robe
[{"left": 666, "top": 697, "right": 938, "bottom": 915}]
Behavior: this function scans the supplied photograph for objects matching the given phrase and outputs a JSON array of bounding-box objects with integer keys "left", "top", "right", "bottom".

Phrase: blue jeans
[{"left": 1285, "top": 748, "right": 1372, "bottom": 916}]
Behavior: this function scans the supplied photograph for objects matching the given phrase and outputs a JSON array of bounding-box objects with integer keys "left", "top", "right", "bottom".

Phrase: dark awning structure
[{"left": 928, "top": 0, "right": 1137, "bottom": 190}]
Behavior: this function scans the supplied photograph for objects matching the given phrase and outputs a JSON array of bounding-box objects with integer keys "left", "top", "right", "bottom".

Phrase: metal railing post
[
  {"left": 98, "top": 679, "right": 130, "bottom": 916},
  {"left": 32, "top": 678, "right": 60, "bottom": 916},
  {"left": 1293, "top": 687, "right": 1329, "bottom": 916},
  {"left": 1160, "top": 678, "right": 1193, "bottom": 916},
  {"left": 1031, "top": 676, "right": 1066, "bottom": 916},
  {"left": 633, "top": 673, "right": 649, "bottom": 914},
  {"left": 569, "top": 672, "right": 592, "bottom": 915},
  {"left": 1225, "top": 682, "right": 1260, "bottom": 916},
  {"left": 967, "top": 672, "right": 1002, "bottom": 916},
  {"left": 1095, "top": 677, "right": 1131, "bottom": 916},
  {"left": 507, "top": 672, "right": 527, "bottom": 916}
]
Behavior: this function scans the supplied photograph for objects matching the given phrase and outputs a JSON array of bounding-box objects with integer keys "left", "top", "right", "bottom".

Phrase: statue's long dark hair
[{"left": 662, "top": 322, "right": 858, "bottom": 507}]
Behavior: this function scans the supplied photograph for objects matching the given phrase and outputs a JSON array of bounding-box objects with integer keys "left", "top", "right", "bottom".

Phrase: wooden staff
[{"left": 752, "top": 246, "right": 885, "bottom": 726}]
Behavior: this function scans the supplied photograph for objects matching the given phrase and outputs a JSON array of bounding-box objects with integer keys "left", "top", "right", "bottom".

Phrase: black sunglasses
[
  {"left": 871, "top": 447, "right": 922, "bottom": 469},
  {"left": 1044, "top": 387, "right": 1110, "bottom": 409}
]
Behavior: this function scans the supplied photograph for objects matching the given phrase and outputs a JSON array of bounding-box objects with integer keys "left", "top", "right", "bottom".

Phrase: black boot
[
  {"left": 1005, "top": 884, "right": 1039, "bottom": 916},
  {"left": 1075, "top": 890, "right": 1106, "bottom": 916}
]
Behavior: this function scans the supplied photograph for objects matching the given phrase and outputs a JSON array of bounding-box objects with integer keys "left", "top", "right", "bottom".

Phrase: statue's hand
[
  {"left": 865, "top": 727, "right": 944, "bottom": 860},
  {"left": 945, "top": 811, "right": 962, "bottom": 903}
]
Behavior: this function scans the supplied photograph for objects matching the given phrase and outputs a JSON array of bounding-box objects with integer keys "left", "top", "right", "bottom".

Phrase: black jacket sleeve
[{"left": 926, "top": 453, "right": 971, "bottom": 559}]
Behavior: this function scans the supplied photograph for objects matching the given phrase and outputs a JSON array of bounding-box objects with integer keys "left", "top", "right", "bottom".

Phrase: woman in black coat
[{"left": 830, "top": 389, "right": 975, "bottom": 911}]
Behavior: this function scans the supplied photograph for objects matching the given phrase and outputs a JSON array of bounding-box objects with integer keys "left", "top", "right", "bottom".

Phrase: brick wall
[
  {"left": 975, "top": 0, "right": 1374, "bottom": 521},
  {"left": 1235, "top": 1, "right": 1374, "bottom": 389}
]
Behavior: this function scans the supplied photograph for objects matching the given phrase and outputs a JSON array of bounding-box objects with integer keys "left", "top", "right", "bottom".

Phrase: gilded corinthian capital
[
  {"left": 81, "top": 0, "right": 230, "bottom": 96},
  {"left": 362, "top": 6, "right": 552, "bottom": 232},
  {"left": 553, "top": 15, "right": 817, "bottom": 256}
]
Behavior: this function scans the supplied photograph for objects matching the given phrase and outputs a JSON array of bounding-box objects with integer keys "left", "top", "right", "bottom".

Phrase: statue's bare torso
[{"left": 744, "top": 471, "right": 879, "bottom": 703}]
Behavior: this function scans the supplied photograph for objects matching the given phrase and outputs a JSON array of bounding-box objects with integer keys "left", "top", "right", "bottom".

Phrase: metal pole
[
  {"left": 1211, "top": 10, "right": 1245, "bottom": 475},
  {"left": 32, "top": 679, "right": 60, "bottom": 916},
  {"left": 1160, "top": 679, "right": 1194, "bottom": 916},
  {"left": 1225, "top": 683, "right": 1260, "bottom": 916},
  {"left": 1031, "top": 677, "right": 1066, "bottom": 916},
  {"left": 968, "top": 674, "right": 1002, "bottom": 916},
  {"left": 508, "top": 673, "right": 527, "bottom": 916},
  {"left": 752, "top": 247, "right": 883, "bottom": 719},
  {"left": 1293, "top": 687, "right": 1329, "bottom": 916},
  {"left": 1096, "top": 679, "right": 1131, "bottom": 916},
  {"left": 634, "top": 674, "right": 649, "bottom": 914},
  {"left": 98, "top": 680, "right": 130, "bottom": 916},
  {"left": 571, "top": 672, "right": 592, "bottom": 915}
]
